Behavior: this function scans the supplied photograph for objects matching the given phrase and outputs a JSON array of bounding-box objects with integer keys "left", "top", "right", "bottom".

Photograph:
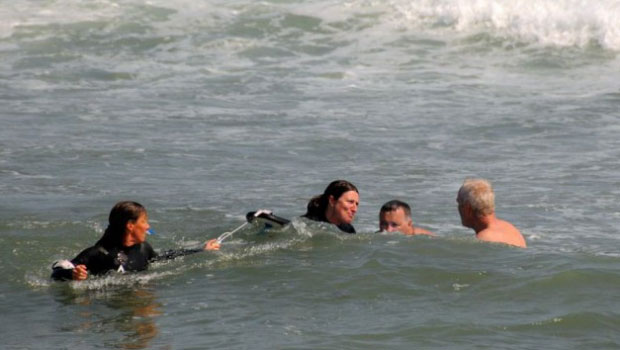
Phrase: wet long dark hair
[
  {"left": 95, "top": 201, "right": 146, "bottom": 249},
  {"left": 303, "top": 180, "right": 358, "bottom": 221}
]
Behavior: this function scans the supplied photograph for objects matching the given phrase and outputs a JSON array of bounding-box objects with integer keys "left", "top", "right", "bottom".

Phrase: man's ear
[{"left": 463, "top": 203, "right": 474, "bottom": 217}]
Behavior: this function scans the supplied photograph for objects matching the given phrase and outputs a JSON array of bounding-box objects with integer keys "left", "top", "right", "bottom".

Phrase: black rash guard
[
  {"left": 51, "top": 241, "right": 202, "bottom": 281},
  {"left": 302, "top": 214, "right": 356, "bottom": 234}
]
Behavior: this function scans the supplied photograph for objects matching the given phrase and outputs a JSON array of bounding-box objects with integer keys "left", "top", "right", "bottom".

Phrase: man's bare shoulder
[
  {"left": 410, "top": 227, "right": 435, "bottom": 236},
  {"left": 477, "top": 219, "right": 526, "bottom": 248}
]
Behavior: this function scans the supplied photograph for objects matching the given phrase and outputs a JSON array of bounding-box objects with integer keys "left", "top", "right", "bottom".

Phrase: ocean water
[{"left": 1, "top": 0, "right": 620, "bottom": 348}]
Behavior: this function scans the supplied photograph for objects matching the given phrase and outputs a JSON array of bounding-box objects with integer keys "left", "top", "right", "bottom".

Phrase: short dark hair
[{"left": 380, "top": 200, "right": 411, "bottom": 218}]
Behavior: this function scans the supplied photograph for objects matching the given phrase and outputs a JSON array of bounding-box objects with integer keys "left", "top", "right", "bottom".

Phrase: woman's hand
[
  {"left": 204, "top": 239, "right": 220, "bottom": 251},
  {"left": 72, "top": 264, "right": 88, "bottom": 280}
]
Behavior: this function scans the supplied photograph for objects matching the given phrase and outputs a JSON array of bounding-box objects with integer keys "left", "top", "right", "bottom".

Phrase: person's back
[{"left": 476, "top": 217, "right": 526, "bottom": 248}]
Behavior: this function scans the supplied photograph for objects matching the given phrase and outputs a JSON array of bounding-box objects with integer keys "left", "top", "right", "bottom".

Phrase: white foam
[
  {"left": 4, "top": 0, "right": 617, "bottom": 51},
  {"left": 0, "top": 0, "right": 123, "bottom": 39},
  {"left": 390, "top": 0, "right": 620, "bottom": 50},
  {"left": 66, "top": 270, "right": 175, "bottom": 290},
  {"left": 286, "top": 0, "right": 620, "bottom": 50}
]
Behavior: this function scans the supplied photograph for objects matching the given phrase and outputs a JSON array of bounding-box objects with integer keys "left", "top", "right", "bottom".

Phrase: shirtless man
[
  {"left": 379, "top": 200, "right": 433, "bottom": 236},
  {"left": 456, "top": 179, "right": 526, "bottom": 248}
]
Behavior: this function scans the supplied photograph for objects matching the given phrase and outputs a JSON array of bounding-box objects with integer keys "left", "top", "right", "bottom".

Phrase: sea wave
[
  {"left": 388, "top": 0, "right": 620, "bottom": 50},
  {"left": 3, "top": 0, "right": 619, "bottom": 51}
]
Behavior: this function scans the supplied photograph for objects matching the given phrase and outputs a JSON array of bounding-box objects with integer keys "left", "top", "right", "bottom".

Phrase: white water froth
[
  {"left": 3, "top": 0, "right": 619, "bottom": 52},
  {"left": 0, "top": 0, "right": 121, "bottom": 39},
  {"left": 289, "top": 0, "right": 620, "bottom": 50},
  {"left": 390, "top": 0, "right": 620, "bottom": 50}
]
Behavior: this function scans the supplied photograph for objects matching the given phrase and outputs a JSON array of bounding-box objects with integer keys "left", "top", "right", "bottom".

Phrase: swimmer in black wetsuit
[
  {"left": 302, "top": 180, "right": 359, "bottom": 234},
  {"left": 51, "top": 201, "right": 220, "bottom": 281}
]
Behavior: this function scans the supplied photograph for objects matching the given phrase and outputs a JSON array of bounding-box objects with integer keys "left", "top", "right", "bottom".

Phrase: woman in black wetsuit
[
  {"left": 51, "top": 201, "right": 220, "bottom": 281},
  {"left": 303, "top": 180, "right": 359, "bottom": 234}
]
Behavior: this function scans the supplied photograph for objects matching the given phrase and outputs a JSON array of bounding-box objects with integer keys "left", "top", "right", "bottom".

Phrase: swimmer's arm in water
[
  {"left": 51, "top": 260, "right": 75, "bottom": 281},
  {"left": 151, "top": 239, "right": 220, "bottom": 262},
  {"left": 51, "top": 246, "right": 102, "bottom": 281}
]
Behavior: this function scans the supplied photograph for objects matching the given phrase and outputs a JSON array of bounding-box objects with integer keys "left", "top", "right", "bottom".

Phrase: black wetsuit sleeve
[
  {"left": 151, "top": 247, "right": 204, "bottom": 262},
  {"left": 51, "top": 245, "right": 105, "bottom": 281},
  {"left": 50, "top": 265, "right": 73, "bottom": 281}
]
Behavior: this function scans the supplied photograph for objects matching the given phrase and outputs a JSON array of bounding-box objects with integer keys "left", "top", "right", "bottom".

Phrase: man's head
[
  {"left": 379, "top": 200, "right": 414, "bottom": 234},
  {"left": 457, "top": 178, "right": 495, "bottom": 227}
]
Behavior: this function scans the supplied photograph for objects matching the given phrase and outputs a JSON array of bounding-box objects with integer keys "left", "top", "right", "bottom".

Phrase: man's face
[{"left": 379, "top": 208, "right": 414, "bottom": 234}]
